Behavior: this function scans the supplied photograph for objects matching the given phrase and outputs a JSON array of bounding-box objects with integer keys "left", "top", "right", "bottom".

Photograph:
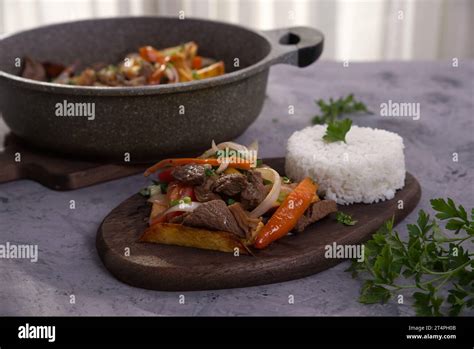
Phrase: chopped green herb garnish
[
  {"left": 312, "top": 94, "right": 371, "bottom": 125},
  {"left": 205, "top": 168, "right": 215, "bottom": 177},
  {"left": 169, "top": 199, "right": 180, "bottom": 207},
  {"left": 170, "top": 196, "right": 192, "bottom": 207},
  {"left": 277, "top": 191, "right": 288, "bottom": 203},
  {"left": 282, "top": 176, "right": 292, "bottom": 184},
  {"left": 159, "top": 182, "right": 168, "bottom": 194},
  {"left": 256, "top": 159, "right": 263, "bottom": 167},
  {"left": 263, "top": 179, "right": 273, "bottom": 185},
  {"left": 227, "top": 198, "right": 236, "bottom": 205},
  {"left": 336, "top": 211, "right": 357, "bottom": 226},
  {"left": 192, "top": 71, "right": 200, "bottom": 80},
  {"left": 323, "top": 118, "right": 352, "bottom": 143},
  {"left": 346, "top": 198, "right": 474, "bottom": 316}
]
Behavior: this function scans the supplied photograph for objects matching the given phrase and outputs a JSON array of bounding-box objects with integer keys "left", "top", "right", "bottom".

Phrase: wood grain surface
[
  {"left": 0, "top": 134, "right": 150, "bottom": 190},
  {"left": 96, "top": 158, "right": 421, "bottom": 291}
]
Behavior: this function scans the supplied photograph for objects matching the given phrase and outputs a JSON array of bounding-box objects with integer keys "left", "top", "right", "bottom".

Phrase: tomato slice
[
  {"left": 192, "top": 56, "right": 202, "bottom": 70},
  {"left": 158, "top": 168, "right": 174, "bottom": 183},
  {"left": 162, "top": 182, "right": 196, "bottom": 222},
  {"left": 179, "top": 186, "right": 196, "bottom": 201},
  {"left": 139, "top": 46, "right": 166, "bottom": 64}
]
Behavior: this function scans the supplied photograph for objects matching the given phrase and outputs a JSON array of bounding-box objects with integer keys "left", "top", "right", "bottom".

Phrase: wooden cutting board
[
  {"left": 96, "top": 158, "right": 421, "bottom": 291},
  {"left": 0, "top": 134, "right": 149, "bottom": 190}
]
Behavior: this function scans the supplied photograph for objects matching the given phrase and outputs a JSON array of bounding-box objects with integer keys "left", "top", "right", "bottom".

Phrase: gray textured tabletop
[{"left": 0, "top": 61, "right": 473, "bottom": 316}]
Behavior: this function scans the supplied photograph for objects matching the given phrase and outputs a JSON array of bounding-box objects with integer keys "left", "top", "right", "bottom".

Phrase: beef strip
[
  {"left": 294, "top": 200, "right": 338, "bottom": 233},
  {"left": 194, "top": 176, "right": 221, "bottom": 202},
  {"left": 212, "top": 173, "right": 247, "bottom": 196},
  {"left": 228, "top": 203, "right": 261, "bottom": 240},
  {"left": 169, "top": 213, "right": 187, "bottom": 224},
  {"left": 171, "top": 164, "right": 206, "bottom": 186},
  {"left": 182, "top": 200, "right": 245, "bottom": 237},
  {"left": 241, "top": 170, "right": 266, "bottom": 210}
]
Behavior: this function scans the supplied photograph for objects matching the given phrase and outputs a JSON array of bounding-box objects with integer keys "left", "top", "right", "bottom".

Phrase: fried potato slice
[
  {"left": 196, "top": 61, "right": 225, "bottom": 79},
  {"left": 139, "top": 223, "right": 250, "bottom": 254}
]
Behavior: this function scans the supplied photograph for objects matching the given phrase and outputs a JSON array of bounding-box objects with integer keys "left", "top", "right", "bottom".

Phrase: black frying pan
[{"left": 0, "top": 17, "right": 323, "bottom": 162}]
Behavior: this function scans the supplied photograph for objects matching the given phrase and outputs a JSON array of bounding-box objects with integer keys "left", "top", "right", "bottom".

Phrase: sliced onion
[
  {"left": 217, "top": 141, "right": 249, "bottom": 154},
  {"left": 165, "top": 64, "right": 179, "bottom": 83},
  {"left": 199, "top": 139, "right": 218, "bottom": 158},
  {"left": 247, "top": 140, "right": 259, "bottom": 160},
  {"left": 250, "top": 168, "right": 281, "bottom": 218},
  {"left": 158, "top": 201, "right": 201, "bottom": 218},
  {"left": 199, "top": 140, "right": 249, "bottom": 159},
  {"left": 211, "top": 139, "right": 219, "bottom": 153},
  {"left": 215, "top": 160, "right": 229, "bottom": 174}
]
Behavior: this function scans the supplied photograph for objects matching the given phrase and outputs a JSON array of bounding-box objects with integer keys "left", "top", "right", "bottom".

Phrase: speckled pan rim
[{"left": 0, "top": 16, "right": 276, "bottom": 96}]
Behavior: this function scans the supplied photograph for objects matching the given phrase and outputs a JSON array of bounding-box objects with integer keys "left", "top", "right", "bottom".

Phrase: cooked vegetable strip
[
  {"left": 195, "top": 61, "right": 225, "bottom": 80},
  {"left": 254, "top": 177, "right": 317, "bottom": 249},
  {"left": 144, "top": 158, "right": 252, "bottom": 176}
]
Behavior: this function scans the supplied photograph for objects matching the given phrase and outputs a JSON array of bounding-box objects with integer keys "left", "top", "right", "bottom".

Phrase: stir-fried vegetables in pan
[{"left": 21, "top": 41, "right": 225, "bottom": 86}]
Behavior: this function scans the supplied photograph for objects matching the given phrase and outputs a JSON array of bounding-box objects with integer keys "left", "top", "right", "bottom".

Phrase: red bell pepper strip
[{"left": 150, "top": 182, "right": 195, "bottom": 225}]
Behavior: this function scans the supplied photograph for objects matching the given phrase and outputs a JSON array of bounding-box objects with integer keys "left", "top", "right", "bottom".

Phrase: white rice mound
[{"left": 285, "top": 125, "right": 406, "bottom": 205}]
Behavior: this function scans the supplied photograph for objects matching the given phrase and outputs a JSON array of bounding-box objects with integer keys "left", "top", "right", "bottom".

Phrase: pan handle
[{"left": 263, "top": 26, "right": 324, "bottom": 67}]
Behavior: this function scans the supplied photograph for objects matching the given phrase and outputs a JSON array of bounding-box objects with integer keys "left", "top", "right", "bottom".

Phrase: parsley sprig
[
  {"left": 347, "top": 198, "right": 474, "bottom": 316},
  {"left": 323, "top": 118, "right": 352, "bottom": 143},
  {"left": 312, "top": 94, "right": 371, "bottom": 125},
  {"left": 336, "top": 211, "right": 357, "bottom": 226}
]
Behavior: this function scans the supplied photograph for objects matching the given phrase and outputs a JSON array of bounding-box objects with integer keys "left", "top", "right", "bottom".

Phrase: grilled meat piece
[
  {"left": 294, "top": 200, "right": 337, "bottom": 233},
  {"left": 171, "top": 164, "right": 207, "bottom": 186},
  {"left": 182, "top": 200, "right": 244, "bottom": 237},
  {"left": 241, "top": 170, "right": 266, "bottom": 210},
  {"left": 212, "top": 173, "right": 247, "bottom": 196},
  {"left": 194, "top": 176, "right": 221, "bottom": 202},
  {"left": 228, "top": 202, "right": 262, "bottom": 240}
]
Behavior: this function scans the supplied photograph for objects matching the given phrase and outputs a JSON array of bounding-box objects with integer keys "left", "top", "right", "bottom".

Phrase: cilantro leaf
[
  {"left": 323, "top": 118, "right": 352, "bottom": 143},
  {"left": 336, "top": 211, "right": 357, "bottom": 226}
]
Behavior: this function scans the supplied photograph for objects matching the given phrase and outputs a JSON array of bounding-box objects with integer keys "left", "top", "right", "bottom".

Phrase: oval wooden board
[{"left": 96, "top": 158, "right": 421, "bottom": 291}]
